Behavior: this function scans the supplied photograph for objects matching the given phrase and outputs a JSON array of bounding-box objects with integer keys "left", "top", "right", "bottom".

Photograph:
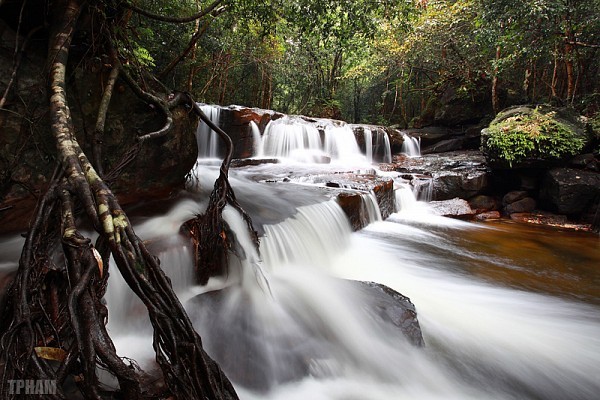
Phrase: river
[{"left": 0, "top": 111, "right": 598, "bottom": 399}]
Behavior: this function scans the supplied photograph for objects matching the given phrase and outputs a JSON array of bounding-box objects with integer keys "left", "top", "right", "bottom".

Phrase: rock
[
  {"left": 352, "top": 281, "right": 424, "bottom": 347},
  {"left": 187, "top": 280, "right": 423, "bottom": 391},
  {"left": 428, "top": 198, "right": 475, "bottom": 218},
  {"left": 469, "top": 195, "right": 500, "bottom": 212},
  {"left": 394, "top": 151, "right": 490, "bottom": 201},
  {"left": 421, "top": 138, "right": 465, "bottom": 154},
  {"left": 230, "top": 158, "right": 280, "bottom": 168},
  {"left": 503, "top": 190, "right": 529, "bottom": 205},
  {"left": 505, "top": 197, "right": 537, "bottom": 214},
  {"left": 540, "top": 168, "right": 600, "bottom": 215},
  {"left": 570, "top": 153, "right": 598, "bottom": 171},
  {"left": 475, "top": 211, "right": 501, "bottom": 221},
  {"left": 481, "top": 105, "right": 589, "bottom": 168}
]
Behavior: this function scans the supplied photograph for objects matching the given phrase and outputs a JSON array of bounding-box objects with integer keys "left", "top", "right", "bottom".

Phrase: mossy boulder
[{"left": 481, "top": 105, "right": 589, "bottom": 168}]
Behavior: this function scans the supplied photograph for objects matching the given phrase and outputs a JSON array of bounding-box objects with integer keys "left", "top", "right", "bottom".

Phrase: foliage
[{"left": 482, "top": 108, "right": 586, "bottom": 166}]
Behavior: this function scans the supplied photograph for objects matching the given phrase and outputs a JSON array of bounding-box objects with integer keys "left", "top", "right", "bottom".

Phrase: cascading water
[
  {"left": 196, "top": 104, "right": 222, "bottom": 158},
  {"left": 250, "top": 121, "right": 262, "bottom": 156},
  {"left": 1, "top": 110, "right": 599, "bottom": 400},
  {"left": 362, "top": 127, "right": 392, "bottom": 164},
  {"left": 254, "top": 116, "right": 391, "bottom": 164},
  {"left": 401, "top": 132, "right": 421, "bottom": 157},
  {"left": 256, "top": 116, "right": 324, "bottom": 162}
]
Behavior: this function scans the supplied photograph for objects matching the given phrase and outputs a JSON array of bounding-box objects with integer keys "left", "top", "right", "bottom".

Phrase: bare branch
[{"left": 122, "top": 0, "right": 225, "bottom": 23}]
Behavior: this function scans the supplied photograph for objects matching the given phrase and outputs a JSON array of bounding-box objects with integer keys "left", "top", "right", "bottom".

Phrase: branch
[
  {"left": 158, "top": 18, "right": 214, "bottom": 79},
  {"left": 93, "top": 64, "right": 120, "bottom": 175},
  {"left": 122, "top": 0, "right": 225, "bottom": 23},
  {"left": 119, "top": 65, "right": 174, "bottom": 142},
  {"left": 0, "top": 25, "right": 44, "bottom": 109},
  {"left": 566, "top": 40, "right": 600, "bottom": 49}
]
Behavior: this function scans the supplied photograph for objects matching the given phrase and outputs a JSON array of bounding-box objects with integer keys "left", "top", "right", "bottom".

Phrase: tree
[{"left": 0, "top": 0, "right": 257, "bottom": 398}]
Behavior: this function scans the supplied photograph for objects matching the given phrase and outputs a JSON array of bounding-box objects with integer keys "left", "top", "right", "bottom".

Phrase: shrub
[{"left": 482, "top": 107, "right": 586, "bottom": 167}]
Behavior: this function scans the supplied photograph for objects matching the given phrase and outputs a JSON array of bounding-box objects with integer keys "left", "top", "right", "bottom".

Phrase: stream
[{"left": 0, "top": 110, "right": 599, "bottom": 399}]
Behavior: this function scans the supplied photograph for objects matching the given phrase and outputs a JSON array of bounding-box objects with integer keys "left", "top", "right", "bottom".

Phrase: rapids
[{"left": 0, "top": 108, "right": 598, "bottom": 400}]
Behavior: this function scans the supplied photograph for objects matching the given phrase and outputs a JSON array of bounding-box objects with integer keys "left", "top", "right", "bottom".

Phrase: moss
[{"left": 482, "top": 107, "right": 586, "bottom": 167}]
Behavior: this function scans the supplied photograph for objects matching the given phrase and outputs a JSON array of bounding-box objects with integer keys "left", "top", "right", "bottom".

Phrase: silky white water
[
  {"left": 2, "top": 115, "right": 599, "bottom": 399},
  {"left": 401, "top": 132, "right": 421, "bottom": 157},
  {"left": 92, "top": 171, "right": 600, "bottom": 400}
]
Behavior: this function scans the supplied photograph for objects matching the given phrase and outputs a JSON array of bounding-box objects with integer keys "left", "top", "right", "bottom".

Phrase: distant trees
[{"left": 138, "top": 0, "right": 599, "bottom": 123}]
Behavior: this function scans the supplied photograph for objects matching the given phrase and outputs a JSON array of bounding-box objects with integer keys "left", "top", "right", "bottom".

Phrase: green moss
[{"left": 482, "top": 107, "right": 586, "bottom": 167}]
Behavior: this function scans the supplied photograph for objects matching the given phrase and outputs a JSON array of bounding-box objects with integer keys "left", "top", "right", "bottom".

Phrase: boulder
[
  {"left": 187, "top": 280, "right": 423, "bottom": 391},
  {"left": 428, "top": 198, "right": 475, "bottom": 218},
  {"left": 502, "top": 190, "right": 529, "bottom": 205},
  {"left": 469, "top": 195, "right": 500, "bottom": 212},
  {"left": 540, "top": 168, "right": 600, "bottom": 215},
  {"left": 394, "top": 151, "right": 490, "bottom": 201},
  {"left": 505, "top": 197, "right": 537, "bottom": 214}
]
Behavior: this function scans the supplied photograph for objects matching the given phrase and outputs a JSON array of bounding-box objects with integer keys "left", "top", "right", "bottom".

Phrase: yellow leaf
[
  {"left": 92, "top": 247, "right": 103, "bottom": 278},
  {"left": 34, "top": 347, "right": 67, "bottom": 361}
]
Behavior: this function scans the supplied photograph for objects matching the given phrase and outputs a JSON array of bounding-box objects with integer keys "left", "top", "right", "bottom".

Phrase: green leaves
[{"left": 482, "top": 107, "right": 587, "bottom": 166}]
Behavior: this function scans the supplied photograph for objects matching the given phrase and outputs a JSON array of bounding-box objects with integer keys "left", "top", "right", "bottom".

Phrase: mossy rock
[{"left": 481, "top": 105, "right": 589, "bottom": 168}]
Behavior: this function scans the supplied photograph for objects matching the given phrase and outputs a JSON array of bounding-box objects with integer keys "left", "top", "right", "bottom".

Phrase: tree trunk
[{"left": 491, "top": 45, "right": 501, "bottom": 114}]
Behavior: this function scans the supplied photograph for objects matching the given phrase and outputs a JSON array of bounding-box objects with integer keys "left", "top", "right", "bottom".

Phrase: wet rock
[
  {"left": 469, "top": 195, "right": 500, "bottom": 212},
  {"left": 230, "top": 158, "right": 280, "bottom": 168},
  {"left": 505, "top": 197, "right": 537, "bottom": 214},
  {"left": 393, "top": 151, "right": 490, "bottom": 201},
  {"left": 352, "top": 281, "right": 424, "bottom": 347},
  {"left": 421, "top": 138, "right": 465, "bottom": 154},
  {"left": 187, "top": 280, "right": 424, "bottom": 391},
  {"left": 428, "top": 198, "right": 475, "bottom": 218},
  {"left": 540, "top": 168, "right": 600, "bottom": 215},
  {"left": 503, "top": 190, "right": 529, "bottom": 205},
  {"left": 475, "top": 211, "right": 501, "bottom": 221}
]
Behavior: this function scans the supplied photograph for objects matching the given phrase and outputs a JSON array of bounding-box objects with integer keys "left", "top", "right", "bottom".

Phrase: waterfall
[
  {"left": 361, "top": 192, "right": 382, "bottom": 224},
  {"left": 261, "top": 200, "right": 351, "bottom": 269},
  {"left": 257, "top": 116, "right": 324, "bottom": 162},
  {"left": 196, "top": 104, "right": 222, "bottom": 159},
  {"left": 250, "top": 121, "right": 262, "bottom": 156},
  {"left": 363, "top": 128, "right": 373, "bottom": 163},
  {"left": 401, "top": 132, "right": 421, "bottom": 157},
  {"left": 413, "top": 176, "right": 433, "bottom": 202}
]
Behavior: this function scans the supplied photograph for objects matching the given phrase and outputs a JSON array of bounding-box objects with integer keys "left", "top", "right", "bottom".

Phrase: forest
[
  {"left": 129, "top": 0, "right": 600, "bottom": 124},
  {"left": 0, "top": 0, "right": 599, "bottom": 399}
]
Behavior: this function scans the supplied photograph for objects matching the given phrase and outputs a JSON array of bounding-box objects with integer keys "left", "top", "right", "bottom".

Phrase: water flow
[
  {"left": 250, "top": 121, "right": 262, "bottom": 156},
  {"left": 401, "top": 132, "right": 421, "bottom": 157},
  {"left": 257, "top": 117, "right": 324, "bottom": 162},
  {"left": 363, "top": 128, "right": 373, "bottom": 162},
  {"left": 196, "top": 104, "right": 222, "bottom": 158}
]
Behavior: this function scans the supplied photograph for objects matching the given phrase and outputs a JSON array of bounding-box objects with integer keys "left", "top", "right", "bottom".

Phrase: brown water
[{"left": 458, "top": 220, "right": 600, "bottom": 305}]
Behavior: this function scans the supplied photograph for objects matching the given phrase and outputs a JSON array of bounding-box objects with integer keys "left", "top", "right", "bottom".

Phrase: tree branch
[{"left": 122, "top": 0, "right": 224, "bottom": 23}]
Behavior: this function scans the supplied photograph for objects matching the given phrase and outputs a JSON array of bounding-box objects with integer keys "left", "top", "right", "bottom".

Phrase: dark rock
[
  {"left": 187, "top": 280, "right": 423, "bottom": 391},
  {"left": 394, "top": 151, "right": 490, "bottom": 201},
  {"left": 352, "top": 281, "right": 424, "bottom": 347},
  {"left": 505, "top": 197, "right": 537, "bottom": 214},
  {"left": 469, "top": 195, "right": 500, "bottom": 212},
  {"left": 503, "top": 190, "right": 529, "bottom": 205},
  {"left": 428, "top": 198, "right": 475, "bottom": 218},
  {"left": 422, "top": 138, "right": 465, "bottom": 154},
  {"left": 230, "top": 158, "right": 280, "bottom": 168},
  {"left": 570, "top": 153, "right": 598, "bottom": 171},
  {"left": 540, "top": 168, "right": 600, "bottom": 215}
]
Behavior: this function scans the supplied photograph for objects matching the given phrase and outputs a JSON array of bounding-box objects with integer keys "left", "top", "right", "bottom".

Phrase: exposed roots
[
  {"left": 0, "top": 1, "right": 239, "bottom": 398},
  {"left": 182, "top": 96, "right": 260, "bottom": 285}
]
